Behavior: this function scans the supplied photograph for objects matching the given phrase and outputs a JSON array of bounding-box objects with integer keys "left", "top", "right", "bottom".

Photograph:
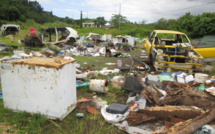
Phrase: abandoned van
[
  {"left": 143, "top": 30, "right": 203, "bottom": 72},
  {"left": 0, "top": 24, "right": 20, "bottom": 36}
]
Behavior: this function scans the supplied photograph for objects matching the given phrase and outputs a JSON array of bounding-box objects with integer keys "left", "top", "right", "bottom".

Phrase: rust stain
[
  {"left": 12, "top": 57, "right": 75, "bottom": 70},
  {"left": 67, "top": 104, "right": 76, "bottom": 111}
]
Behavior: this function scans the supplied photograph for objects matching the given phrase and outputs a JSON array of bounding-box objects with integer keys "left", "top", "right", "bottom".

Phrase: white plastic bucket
[
  {"left": 117, "top": 60, "right": 122, "bottom": 67},
  {"left": 89, "top": 79, "right": 109, "bottom": 93},
  {"left": 194, "top": 73, "right": 209, "bottom": 83}
]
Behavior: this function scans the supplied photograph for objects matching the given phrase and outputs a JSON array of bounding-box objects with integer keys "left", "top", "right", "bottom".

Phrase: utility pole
[
  {"left": 80, "top": 11, "right": 83, "bottom": 28},
  {"left": 118, "top": 3, "right": 121, "bottom": 29}
]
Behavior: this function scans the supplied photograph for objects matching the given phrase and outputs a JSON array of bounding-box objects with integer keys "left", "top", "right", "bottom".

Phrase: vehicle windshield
[
  {"left": 195, "top": 35, "right": 215, "bottom": 48},
  {"left": 154, "top": 33, "right": 190, "bottom": 46}
]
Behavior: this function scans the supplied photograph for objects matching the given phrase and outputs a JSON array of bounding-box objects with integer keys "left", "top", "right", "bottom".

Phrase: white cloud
[
  {"left": 33, "top": 0, "right": 54, "bottom": 4},
  {"left": 39, "top": 0, "right": 215, "bottom": 23}
]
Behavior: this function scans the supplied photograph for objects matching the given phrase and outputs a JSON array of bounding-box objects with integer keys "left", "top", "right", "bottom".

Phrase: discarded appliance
[
  {"left": 0, "top": 24, "right": 20, "bottom": 36},
  {"left": 1, "top": 57, "right": 77, "bottom": 120},
  {"left": 89, "top": 79, "right": 109, "bottom": 93}
]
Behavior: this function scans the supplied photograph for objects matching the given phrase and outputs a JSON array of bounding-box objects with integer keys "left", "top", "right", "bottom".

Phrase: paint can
[{"left": 89, "top": 79, "right": 109, "bottom": 93}]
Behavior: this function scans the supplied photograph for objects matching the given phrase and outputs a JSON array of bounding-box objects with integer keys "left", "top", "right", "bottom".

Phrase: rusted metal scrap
[
  {"left": 152, "top": 106, "right": 215, "bottom": 134},
  {"left": 138, "top": 106, "right": 204, "bottom": 120}
]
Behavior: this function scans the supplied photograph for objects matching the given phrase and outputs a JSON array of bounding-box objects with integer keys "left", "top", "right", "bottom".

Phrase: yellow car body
[
  {"left": 143, "top": 30, "right": 203, "bottom": 72},
  {"left": 193, "top": 35, "right": 215, "bottom": 63}
]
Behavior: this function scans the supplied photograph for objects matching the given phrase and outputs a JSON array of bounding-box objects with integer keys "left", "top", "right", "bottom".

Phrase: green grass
[{"left": 0, "top": 100, "right": 48, "bottom": 134}]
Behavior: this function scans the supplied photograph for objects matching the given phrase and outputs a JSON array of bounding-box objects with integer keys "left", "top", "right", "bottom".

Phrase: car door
[
  {"left": 42, "top": 27, "right": 57, "bottom": 44},
  {"left": 144, "top": 31, "right": 155, "bottom": 55},
  {"left": 194, "top": 35, "right": 215, "bottom": 58}
]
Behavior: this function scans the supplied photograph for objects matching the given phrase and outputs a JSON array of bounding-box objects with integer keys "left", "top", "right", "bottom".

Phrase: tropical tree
[
  {"left": 110, "top": 14, "right": 128, "bottom": 28},
  {"left": 94, "top": 17, "right": 106, "bottom": 27}
]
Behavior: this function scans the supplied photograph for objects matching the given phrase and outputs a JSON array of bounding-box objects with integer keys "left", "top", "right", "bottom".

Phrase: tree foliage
[
  {"left": 94, "top": 17, "right": 106, "bottom": 27},
  {"left": 0, "top": 0, "right": 60, "bottom": 24},
  {"left": 155, "top": 12, "right": 215, "bottom": 38},
  {"left": 110, "top": 14, "right": 128, "bottom": 28}
]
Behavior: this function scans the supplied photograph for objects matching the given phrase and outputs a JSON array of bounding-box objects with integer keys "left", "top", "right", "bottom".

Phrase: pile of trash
[{"left": 95, "top": 71, "right": 215, "bottom": 134}]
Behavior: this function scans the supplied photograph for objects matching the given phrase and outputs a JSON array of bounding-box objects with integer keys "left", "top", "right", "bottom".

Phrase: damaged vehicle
[
  {"left": 0, "top": 24, "right": 20, "bottom": 36},
  {"left": 24, "top": 27, "right": 79, "bottom": 47},
  {"left": 194, "top": 35, "right": 215, "bottom": 64},
  {"left": 143, "top": 30, "right": 203, "bottom": 72}
]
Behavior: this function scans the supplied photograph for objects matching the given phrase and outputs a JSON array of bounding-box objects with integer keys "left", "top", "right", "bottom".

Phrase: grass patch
[{"left": 0, "top": 100, "right": 48, "bottom": 134}]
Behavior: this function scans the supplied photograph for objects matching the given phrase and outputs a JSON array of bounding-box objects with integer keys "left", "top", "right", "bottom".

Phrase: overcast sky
[{"left": 33, "top": 0, "right": 215, "bottom": 23}]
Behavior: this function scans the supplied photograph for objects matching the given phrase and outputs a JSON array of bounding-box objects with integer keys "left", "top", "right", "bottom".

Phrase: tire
[{"left": 150, "top": 53, "right": 155, "bottom": 65}]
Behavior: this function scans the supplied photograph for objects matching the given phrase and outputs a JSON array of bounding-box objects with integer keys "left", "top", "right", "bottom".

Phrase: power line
[
  {"left": 120, "top": 1, "right": 215, "bottom": 16},
  {"left": 163, "top": 1, "right": 215, "bottom": 13}
]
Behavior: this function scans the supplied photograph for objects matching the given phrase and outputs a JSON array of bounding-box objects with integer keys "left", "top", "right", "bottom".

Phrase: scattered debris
[
  {"left": 92, "top": 96, "right": 107, "bottom": 109},
  {"left": 87, "top": 105, "right": 100, "bottom": 114},
  {"left": 111, "top": 76, "right": 125, "bottom": 89},
  {"left": 153, "top": 106, "right": 215, "bottom": 134},
  {"left": 76, "top": 113, "right": 84, "bottom": 118}
]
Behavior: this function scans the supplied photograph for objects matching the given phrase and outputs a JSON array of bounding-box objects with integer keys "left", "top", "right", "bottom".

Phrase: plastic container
[
  {"left": 89, "top": 79, "right": 109, "bottom": 93},
  {"left": 194, "top": 73, "right": 209, "bottom": 83},
  {"left": 30, "top": 27, "right": 36, "bottom": 36},
  {"left": 117, "top": 60, "right": 122, "bottom": 67}
]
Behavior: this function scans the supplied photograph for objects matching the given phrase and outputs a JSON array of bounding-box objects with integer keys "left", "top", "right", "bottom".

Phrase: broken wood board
[
  {"left": 126, "top": 111, "right": 156, "bottom": 126},
  {"left": 152, "top": 106, "right": 215, "bottom": 134},
  {"left": 138, "top": 105, "right": 204, "bottom": 120}
]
